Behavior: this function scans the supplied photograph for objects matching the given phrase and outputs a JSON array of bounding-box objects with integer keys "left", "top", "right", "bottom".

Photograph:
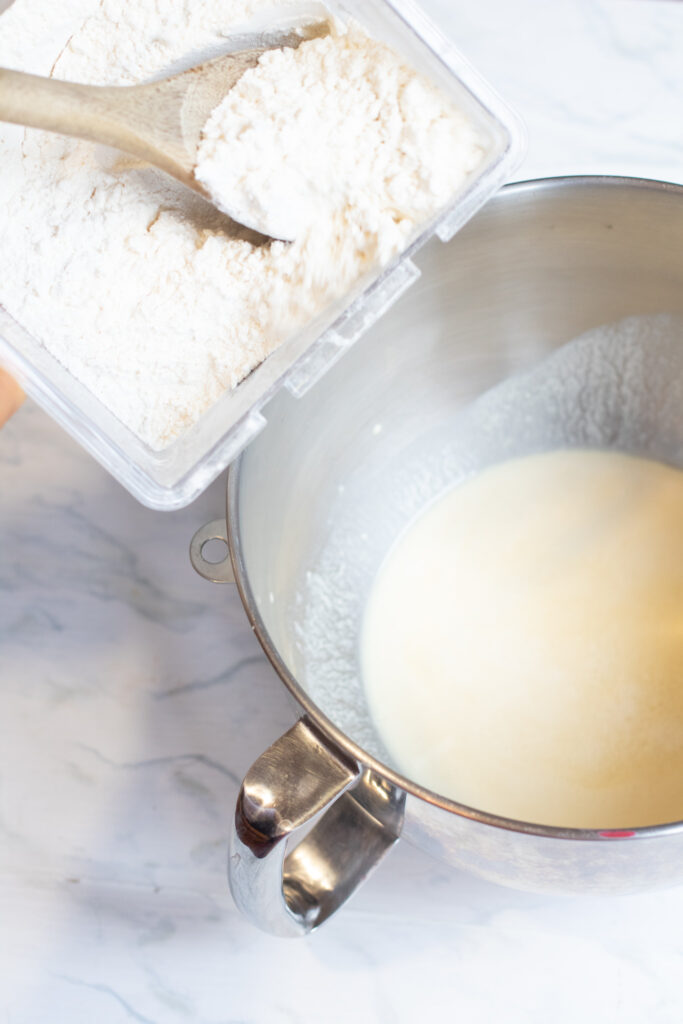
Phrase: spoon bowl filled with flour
[
  {"left": 0, "top": 0, "right": 522, "bottom": 507},
  {"left": 0, "top": 19, "right": 332, "bottom": 240}
]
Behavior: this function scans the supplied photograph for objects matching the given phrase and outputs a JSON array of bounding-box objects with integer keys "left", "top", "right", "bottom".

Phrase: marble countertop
[{"left": 2, "top": 1, "right": 683, "bottom": 1021}]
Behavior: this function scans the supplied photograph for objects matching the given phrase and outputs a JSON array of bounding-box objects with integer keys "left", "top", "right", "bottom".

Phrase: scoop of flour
[{"left": 196, "top": 20, "right": 484, "bottom": 241}]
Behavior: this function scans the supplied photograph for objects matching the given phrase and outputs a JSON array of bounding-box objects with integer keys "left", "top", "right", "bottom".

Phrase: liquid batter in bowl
[{"left": 361, "top": 449, "right": 683, "bottom": 829}]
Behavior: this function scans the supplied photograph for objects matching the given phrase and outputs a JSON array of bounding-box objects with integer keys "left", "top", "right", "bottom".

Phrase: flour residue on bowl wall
[{"left": 294, "top": 313, "right": 683, "bottom": 819}]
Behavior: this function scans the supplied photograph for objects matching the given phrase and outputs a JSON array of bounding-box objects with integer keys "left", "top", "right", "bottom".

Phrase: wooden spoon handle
[
  {"left": 0, "top": 67, "right": 198, "bottom": 186},
  {"left": 0, "top": 68, "right": 116, "bottom": 140}
]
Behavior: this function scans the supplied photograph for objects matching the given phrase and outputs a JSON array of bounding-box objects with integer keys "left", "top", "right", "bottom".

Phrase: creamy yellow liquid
[{"left": 361, "top": 450, "right": 683, "bottom": 828}]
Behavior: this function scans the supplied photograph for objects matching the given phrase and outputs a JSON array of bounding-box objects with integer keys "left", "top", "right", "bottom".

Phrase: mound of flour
[{"left": 0, "top": 0, "right": 484, "bottom": 449}]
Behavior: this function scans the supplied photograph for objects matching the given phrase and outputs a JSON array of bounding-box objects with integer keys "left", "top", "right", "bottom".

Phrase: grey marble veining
[{"left": 2, "top": 1, "right": 683, "bottom": 1021}]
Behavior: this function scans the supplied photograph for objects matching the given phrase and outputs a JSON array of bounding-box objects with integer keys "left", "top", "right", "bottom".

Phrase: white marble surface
[{"left": 2, "top": 1, "right": 683, "bottom": 1020}]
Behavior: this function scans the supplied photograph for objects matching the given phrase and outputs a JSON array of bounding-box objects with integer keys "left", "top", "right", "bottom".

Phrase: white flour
[
  {"left": 196, "top": 20, "right": 483, "bottom": 244},
  {"left": 0, "top": 0, "right": 484, "bottom": 449}
]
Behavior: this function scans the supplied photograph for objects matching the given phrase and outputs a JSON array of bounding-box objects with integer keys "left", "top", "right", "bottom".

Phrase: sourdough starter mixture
[
  {"left": 0, "top": 0, "right": 484, "bottom": 449},
  {"left": 362, "top": 450, "right": 683, "bottom": 829}
]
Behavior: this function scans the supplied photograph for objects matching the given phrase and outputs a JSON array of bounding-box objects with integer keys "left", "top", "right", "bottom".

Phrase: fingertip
[{"left": 0, "top": 368, "right": 25, "bottom": 426}]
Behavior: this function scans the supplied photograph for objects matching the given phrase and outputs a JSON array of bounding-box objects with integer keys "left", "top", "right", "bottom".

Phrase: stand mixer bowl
[{"left": 191, "top": 176, "right": 683, "bottom": 936}]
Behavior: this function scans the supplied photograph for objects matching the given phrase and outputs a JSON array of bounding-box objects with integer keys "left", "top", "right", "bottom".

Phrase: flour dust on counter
[{"left": 0, "top": 0, "right": 484, "bottom": 450}]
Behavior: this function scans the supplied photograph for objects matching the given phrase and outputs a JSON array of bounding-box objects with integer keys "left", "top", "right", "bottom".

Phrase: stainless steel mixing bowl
[{"left": 191, "top": 176, "right": 683, "bottom": 936}]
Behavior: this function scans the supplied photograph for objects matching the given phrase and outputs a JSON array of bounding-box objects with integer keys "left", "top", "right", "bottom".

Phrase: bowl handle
[{"left": 229, "top": 717, "right": 404, "bottom": 936}]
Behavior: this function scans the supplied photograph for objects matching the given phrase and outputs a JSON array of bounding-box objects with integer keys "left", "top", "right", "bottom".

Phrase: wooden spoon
[{"left": 0, "top": 23, "right": 326, "bottom": 239}]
